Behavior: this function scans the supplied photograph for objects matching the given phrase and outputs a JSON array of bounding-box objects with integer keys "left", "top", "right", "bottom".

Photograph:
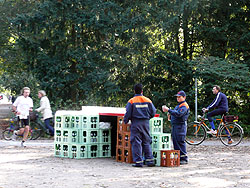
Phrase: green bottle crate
[
  {"left": 153, "top": 157, "right": 161, "bottom": 166},
  {"left": 55, "top": 129, "right": 62, "bottom": 143},
  {"left": 81, "top": 115, "right": 99, "bottom": 129},
  {"left": 150, "top": 117, "right": 163, "bottom": 134},
  {"left": 87, "top": 144, "right": 99, "bottom": 158},
  {"left": 99, "top": 144, "right": 111, "bottom": 158},
  {"left": 79, "top": 130, "right": 99, "bottom": 144},
  {"left": 54, "top": 143, "right": 62, "bottom": 157},
  {"left": 69, "top": 129, "right": 79, "bottom": 144},
  {"left": 69, "top": 144, "right": 88, "bottom": 159},
  {"left": 151, "top": 133, "right": 171, "bottom": 150},
  {"left": 99, "top": 129, "right": 111, "bottom": 144}
]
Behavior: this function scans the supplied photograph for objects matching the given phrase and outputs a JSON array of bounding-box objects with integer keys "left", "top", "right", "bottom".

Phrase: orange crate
[
  {"left": 161, "top": 150, "right": 180, "bottom": 167},
  {"left": 117, "top": 132, "right": 123, "bottom": 147},
  {"left": 117, "top": 116, "right": 124, "bottom": 133}
]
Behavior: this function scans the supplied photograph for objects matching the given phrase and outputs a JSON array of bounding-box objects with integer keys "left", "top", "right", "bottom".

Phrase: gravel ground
[{"left": 0, "top": 139, "right": 249, "bottom": 188}]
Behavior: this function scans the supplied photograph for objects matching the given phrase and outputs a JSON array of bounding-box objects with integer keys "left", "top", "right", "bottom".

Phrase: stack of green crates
[
  {"left": 54, "top": 111, "right": 111, "bottom": 159},
  {"left": 149, "top": 117, "right": 171, "bottom": 166}
]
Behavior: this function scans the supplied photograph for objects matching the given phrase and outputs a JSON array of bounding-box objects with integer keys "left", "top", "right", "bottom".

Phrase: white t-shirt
[{"left": 13, "top": 96, "right": 33, "bottom": 119}]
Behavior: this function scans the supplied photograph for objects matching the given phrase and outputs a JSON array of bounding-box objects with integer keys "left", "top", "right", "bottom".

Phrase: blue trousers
[
  {"left": 44, "top": 118, "right": 54, "bottom": 135},
  {"left": 207, "top": 109, "right": 227, "bottom": 122},
  {"left": 172, "top": 122, "right": 188, "bottom": 162},
  {"left": 130, "top": 119, "right": 154, "bottom": 164}
]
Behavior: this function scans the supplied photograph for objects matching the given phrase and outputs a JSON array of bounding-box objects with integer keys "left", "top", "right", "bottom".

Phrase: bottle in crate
[
  {"left": 161, "top": 150, "right": 180, "bottom": 167},
  {"left": 123, "top": 132, "right": 131, "bottom": 148},
  {"left": 117, "top": 132, "right": 123, "bottom": 147},
  {"left": 81, "top": 116, "right": 88, "bottom": 129},
  {"left": 100, "top": 129, "right": 111, "bottom": 143},
  {"left": 124, "top": 148, "right": 133, "bottom": 163},
  {"left": 117, "top": 117, "right": 123, "bottom": 133},
  {"left": 64, "top": 116, "right": 70, "bottom": 129},
  {"left": 79, "top": 145, "right": 87, "bottom": 158},
  {"left": 62, "top": 130, "right": 69, "bottom": 143},
  {"left": 90, "top": 116, "right": 99, "bottom": 129},
  {"left": 55, "top": 116, "right": 62, "bottom": 129},
  {"left": 70, "top": 130, "right": 78, "bottom": 143},
  {"left": 54, "top": 143, "right": 61, "bottom": 157},
  {"left": 55, "top": 129, "right": 62, "bottom": 142},
  {"left": 62, "top": 144, "right": 69, "bottom": 158},
  {"left": 70, "top": 145, "right": 77, "bottom": 158},
  {"left": 116, "top": 147, "right": 124, "bottom": 162}
]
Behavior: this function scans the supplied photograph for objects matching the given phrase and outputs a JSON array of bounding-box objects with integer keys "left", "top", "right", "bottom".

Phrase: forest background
[{"left": 0, "top": 0, "right": 249, "bottom": 135}]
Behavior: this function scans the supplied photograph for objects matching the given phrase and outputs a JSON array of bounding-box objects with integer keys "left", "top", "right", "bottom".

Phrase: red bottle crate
[{"left": 160, "top": 150, "right": 180, "bottom": 167}]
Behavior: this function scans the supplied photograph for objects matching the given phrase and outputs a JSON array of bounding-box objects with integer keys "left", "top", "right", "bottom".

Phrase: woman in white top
[{"left": 35, "top": 90, "right": 54, "bottom": 136}]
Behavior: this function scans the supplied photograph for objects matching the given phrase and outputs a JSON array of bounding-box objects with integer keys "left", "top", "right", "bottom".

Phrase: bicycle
[
  {"left": 185, "top": 110, "right": 244, "bottom": 146},
  {"left": 29, "top": 111, "right": 54, "bottom": 140},
  {"left": 2, "top": 115, "right": 36, "bottom": 141}
]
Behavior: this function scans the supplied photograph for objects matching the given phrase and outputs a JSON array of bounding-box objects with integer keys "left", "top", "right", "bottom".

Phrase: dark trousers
[
  {"left": 207, "top": 109, "right": 227, "bottom": 122},
  {"left": 172, "top": 122, "right": 188, "bottom": 162},
  {"left": 44, "top": 118, "right": 54, "bottom": 135},
  {"left": 130, "top": 119, "right": 153, "bottom": 164}
]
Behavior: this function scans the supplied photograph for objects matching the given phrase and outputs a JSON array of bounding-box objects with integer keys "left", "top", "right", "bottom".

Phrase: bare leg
[{"left": 23, "top": 126, "right": 30, "bottom": 141}]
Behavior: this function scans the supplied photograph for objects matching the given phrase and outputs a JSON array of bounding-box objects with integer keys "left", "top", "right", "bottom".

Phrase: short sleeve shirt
[{"left": 13, "top": 96, "right": 33, "bottom": 119}]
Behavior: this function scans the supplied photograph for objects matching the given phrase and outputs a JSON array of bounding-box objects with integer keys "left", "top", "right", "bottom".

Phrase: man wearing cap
[
  {"left": 124, "top": 83, "right": 156, "bottom": 167},
  {"left": 162, "top": 90, "right": 190, "bottom": 165}
]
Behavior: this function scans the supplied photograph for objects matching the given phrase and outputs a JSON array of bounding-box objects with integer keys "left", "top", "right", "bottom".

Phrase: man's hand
[
  {"left": 162, "top": 105, "right": 169, "bottom": 112},
  {"left": 202, "top": 108, "right": 208, "bottom": 112}
]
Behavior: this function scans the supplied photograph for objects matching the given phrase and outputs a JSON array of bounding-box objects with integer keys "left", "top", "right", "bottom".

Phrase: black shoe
[
  {"left": 180, "top": 160, "right": 188, "bottom": 165},
  {"left": 132, "top": 163, "right": 143, "bottom": 167},
  {"left": 147, "top": 163, "right": 155, "bottom": 167}
]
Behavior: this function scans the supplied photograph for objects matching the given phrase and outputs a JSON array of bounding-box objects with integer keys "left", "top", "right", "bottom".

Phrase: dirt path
[{"left": 0, "top": 139, "right": 249, "bottom": 188}]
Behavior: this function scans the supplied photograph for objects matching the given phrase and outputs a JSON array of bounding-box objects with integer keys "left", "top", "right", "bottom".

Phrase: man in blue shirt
[
  {"left": 203, "top": 85, "right": 228, "bottom": 135},
  {"left": 162, "top": 90, "right": 190, "bottom": 165},
  {"left": 123, "top": 83, "right": 156, "bottom": 167}
]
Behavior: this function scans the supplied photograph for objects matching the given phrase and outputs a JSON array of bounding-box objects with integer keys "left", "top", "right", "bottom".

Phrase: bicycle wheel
[
  {"left": 2, "top": 128, "right": 14, "bottom": 141},
  {"left": 30, "top": 122, "right": 43, "bottom": 140},
  {"left": 219, "top": 123, "right": 243, "bottom": 146},
  {"left": 186, "top": 122, "right": 206, "bottom": 145}
]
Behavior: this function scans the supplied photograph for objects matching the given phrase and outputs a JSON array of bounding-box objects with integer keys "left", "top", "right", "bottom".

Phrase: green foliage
[{"left": 0, "top": 0, "right": 250, "bottom": 135}]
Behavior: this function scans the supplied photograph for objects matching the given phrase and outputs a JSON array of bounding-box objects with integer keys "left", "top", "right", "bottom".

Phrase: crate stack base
[
  {"left": 54, "top": 111, "right": 111, "bottom": 159},
  {"left": 150, "top": 117, "right": 172, "bottom": 166}
]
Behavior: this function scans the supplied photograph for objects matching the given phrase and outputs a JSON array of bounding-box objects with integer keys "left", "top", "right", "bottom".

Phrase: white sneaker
[
  {"left": 207, "top": 129, "right": 217, "bottom": 135},
  {"left": 11, "top": 131, "right": 17, "bottom": 141},
  {"left": 21, "top": 141, "right": 26, "bottom": 148}
]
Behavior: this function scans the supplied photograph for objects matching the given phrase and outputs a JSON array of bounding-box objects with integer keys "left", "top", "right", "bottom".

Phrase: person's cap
[{"left": 174, "top": 90, "right": 186, "bottom": 97}]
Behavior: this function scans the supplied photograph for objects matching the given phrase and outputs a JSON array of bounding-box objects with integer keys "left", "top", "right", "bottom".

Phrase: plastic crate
[
  {"left": 79, "top": 130, "right": 99, "bottom": 144},
  {"left": 87, "top": 144, "right": 99, "bottom": 158},
  {"left": 69, "top": 144, "right": 88, "bottom": 159},
  {"left": 55, "top": 129, "right": 62, "bottom": 143},
  {"left": 54, "top": 143, "right": 62, "bottom": 157},
  {"left": 99, "top": 129, "right": 111, "bottom": 144},
  {"left": 150, "top": 117, "right": 163, "bottom": 134},
  {"left": 81, "top": 115, "right": 99, "bottom": 129},
  {"left": 161, "top": 150, "right": 180, "bottom": 167},
  {"left": 99, "top": 144, "right": 111, "bottom": 158},
  {"left": 69, "top": 130, "right": 79, "bottom": 144},
  {"left": 151, "top": 133, "right": 171, "bottom": 150},
  {"left": 152, "top": 150, "right": 161, "bottom": 159}
]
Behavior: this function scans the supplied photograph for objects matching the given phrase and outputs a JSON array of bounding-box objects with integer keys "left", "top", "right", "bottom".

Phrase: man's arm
[
  {"left": 168, "top": 106, "right": 188, "bottom": 117},
  {"left": 207, "top": 93, "right": 221, "bottom": 110},
  {"left": 123, "top": 102, "right": 132, "bottom": 124}
]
